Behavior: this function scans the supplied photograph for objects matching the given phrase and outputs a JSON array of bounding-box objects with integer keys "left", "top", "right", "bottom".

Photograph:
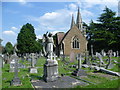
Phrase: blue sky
[{"left": 1, "top": 0, "right": 119, "bottom": 46}]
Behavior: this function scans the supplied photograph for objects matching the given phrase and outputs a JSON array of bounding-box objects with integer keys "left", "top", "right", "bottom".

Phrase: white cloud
[
  {"left": 68, "top": 3, "right": 77, "bottom": 10},
  {"left": 36, "top": 35, "right": 42, "bottom": 39},
  {"left": 3, "top": 31, "right": 16, "bottom": 36},
  {"left": 81, "top": 0, "right": 118, "bottom": 9},
  {"left": 19, "top": 0, "right": 27, "bottom": 5},
  {"left": 51, "top": 30, "right": 64, "bottom": 35},
  {"left": 11, "top": 27, "right": 18, "bottom": 30}
]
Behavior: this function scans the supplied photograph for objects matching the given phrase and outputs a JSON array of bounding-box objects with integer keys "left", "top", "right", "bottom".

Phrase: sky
[{"left": 1, "top": 0, "right": 119, "bottom": 46}]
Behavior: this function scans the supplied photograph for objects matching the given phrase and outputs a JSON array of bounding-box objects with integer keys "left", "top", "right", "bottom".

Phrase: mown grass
[
  {"left": 2, "top": 56, "right": 120, "bottom": 88},
  {"left": 75, "top": 78, "right": 119, "bottom": 88}
]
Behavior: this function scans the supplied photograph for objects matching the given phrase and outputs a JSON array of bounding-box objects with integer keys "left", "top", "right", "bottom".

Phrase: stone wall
[{"left": 62, "top": 26, "right": 88, "bottom": 56}]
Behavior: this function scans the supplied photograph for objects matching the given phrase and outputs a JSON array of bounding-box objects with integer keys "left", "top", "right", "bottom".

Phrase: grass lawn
[{"left": 2, "top": 56, "right": 120, "bottom": 88}]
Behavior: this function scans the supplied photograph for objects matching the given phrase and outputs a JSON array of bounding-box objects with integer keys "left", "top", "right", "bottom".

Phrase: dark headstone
[{"left": 83, "top": 51, "right": 90, "bottom": 65}]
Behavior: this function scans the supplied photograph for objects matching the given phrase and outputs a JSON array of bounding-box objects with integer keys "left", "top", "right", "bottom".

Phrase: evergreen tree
[
  {"left": 88, "top": 7, "right": 120, "bottom": 52},
  {"left": 3, "top": 42, "right": 14, "bottom": 63},
  {"left": 4, "top": 42, "right": 14, "bottom": 55},
  {"left": 17, "top": 23, "right": 37, "bottom": 54}
]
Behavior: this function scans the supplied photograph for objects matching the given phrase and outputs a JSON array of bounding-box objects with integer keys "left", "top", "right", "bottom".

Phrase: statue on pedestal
[{"left": 42, "top": 32, "right": 59, "bottom": 82}]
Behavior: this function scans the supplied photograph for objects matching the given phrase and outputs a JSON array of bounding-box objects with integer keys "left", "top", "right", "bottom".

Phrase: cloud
[
  {"left": 36, "top": 35, "right": 42, "bottom": 39},
  {"left": 19, "top": 0, "right": 27, "bottom": 5},
  {"left": 68, "top": 3, "right": 77, "bottom": 10},
  {"left": 51, "top": 30, "right": 64, "bottom": 35},
  {"left": 3, "top": 31, "right": 16, "bottom": 36},
  {"left": 81, "top": 0, "right": 118, "bottom": 9},
  {"left": 11, "top": 27, "right": 18, "bottom": 30}
]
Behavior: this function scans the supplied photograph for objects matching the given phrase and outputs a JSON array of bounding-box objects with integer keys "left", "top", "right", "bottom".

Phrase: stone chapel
[{"left": 54, "top": 8, "right": 88, "bottom": 56}]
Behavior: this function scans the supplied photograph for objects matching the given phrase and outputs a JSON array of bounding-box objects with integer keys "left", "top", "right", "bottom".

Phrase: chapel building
[{"left": 54, "top": 8, "right": 88, "bottom": 56}]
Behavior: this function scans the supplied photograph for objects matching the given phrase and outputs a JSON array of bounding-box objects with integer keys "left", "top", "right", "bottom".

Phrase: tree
[
  {"left": 17, "top": 23, "right": 37, "bottom": 54},
  {"left": 87, "top": 7, "right": 120, "bottom": 52},
  {"left": 3, "top": 42, "right": 14, "bottom": 63},
  {"left": 4, "top": 42, "right": 14, "bottom": 55},
  {"left": 36, "top": 39, "right": 43, "bottom": 53}
]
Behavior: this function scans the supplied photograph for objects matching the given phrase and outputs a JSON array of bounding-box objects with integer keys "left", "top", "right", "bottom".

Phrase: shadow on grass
[
  {"left": 30, "top": 74, "right": 43, "bottom": 80},
  {"left": 22, "top": 69, "right": 28, "bottom": 72},
  {"left": 5, "top": 70, "right": 9, "bottom": 72},
  {"left": 5, "top": 80, "right": 11, "bottom": 83}
]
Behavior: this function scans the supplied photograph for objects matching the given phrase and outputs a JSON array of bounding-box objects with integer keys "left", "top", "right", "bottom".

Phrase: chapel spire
[
  {"left": 76, "top": 7, "right": 82, "bottom": 30},
  {"left": 71, "top": 14, "right": 75, "bottom": 28}
]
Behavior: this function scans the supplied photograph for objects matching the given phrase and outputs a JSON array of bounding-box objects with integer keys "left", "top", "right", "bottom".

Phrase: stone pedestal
[
  {"left": 43, "top": 59, "right": 59, "bottom": 82},
  {"left": 11, "top": 77, "right": 22, "bottom": 86},
  {"left": 30, "top": 67, "right": 38, "bottom": 73}
]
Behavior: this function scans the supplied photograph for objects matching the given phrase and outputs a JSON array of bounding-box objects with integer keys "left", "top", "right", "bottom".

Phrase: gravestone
[
  {"left": 62, "top": 54, "right": 65, "bottom": 61},
  {"left": 91, "top": 45, "right": 94, "bottom": 57},
  {"left": 43, "top": 32, "right": 59, "bottom": 82},
  {"left": 11, "top": 55, "right": 22, "bottom": 86},
  {"left": 29, "top": 53, "right": 38, "bottom": 73},
  {"left": 0, "top": 55, "right": 4, "bottom": 68},
  {"left": 70, "top": 52, "right": 75, "bottom": 62},
  {"left": 116, "top": 51, "right": 119, "bottom": 57},
  {"left": 83, "top": 51, "right": 90, "bottom": 65},
  {"left": 72, "top": 54, "right": 87, "bottom": 76},
  {"left": 96, "top": 52, "right": 104, "bottom": 67},
  {"left": 113, "top": 52, "right": 116, "bottom": 57},
  {"left": 106, "top": 50, "right": 114, "bottom": 69}
]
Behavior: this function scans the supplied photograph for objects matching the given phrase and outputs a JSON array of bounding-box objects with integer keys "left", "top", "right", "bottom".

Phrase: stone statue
[
  {"left": 42, "top": 32, "right": 59, "bottom": 82},
  {"left": 42, "top": 32, "right": 54, "bottom": 59}
]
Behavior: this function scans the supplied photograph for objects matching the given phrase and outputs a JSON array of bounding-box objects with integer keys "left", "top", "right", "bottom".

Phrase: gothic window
[{"left": 72, "top": 36, "right": 80, "bottom": 49}]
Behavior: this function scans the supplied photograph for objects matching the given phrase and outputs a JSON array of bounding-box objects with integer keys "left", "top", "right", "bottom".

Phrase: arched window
[{"left": 72, "top": 36, "right": 80, "bottom": 49}]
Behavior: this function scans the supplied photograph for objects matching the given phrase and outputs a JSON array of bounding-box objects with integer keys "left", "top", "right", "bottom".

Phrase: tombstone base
[
  {"left": 30, "top": 67, "right": 38, "bottom": 73},
  {"left": 106, "top": 63, "right": 114, "bottom": 69},
  {"left": 43, "top": 59, "right": 59, "bottom": 82},
  {"left": 9, "top": 69, "right": 20, "bottom": 72},
  {"left": 72, "top": 69, "right": 87, "bottom": 76},
  {"left": 11, "top": 77, "right": 22, "bottom": 86}
]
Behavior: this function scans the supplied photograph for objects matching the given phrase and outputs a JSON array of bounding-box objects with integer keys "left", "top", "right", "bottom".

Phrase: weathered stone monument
[
  {"left": 96, "top": 52, "right": 104, "bottom": 67},
  {"left": 106, "top": 50, "right": 114, "bottom": 69},
  {"left": 91, "top": 45, "right": 94, "bottom": 57},
  {"left": 9, "top": 58, "right": 16, "bottom": 72},
  {"left": 43, "top": 32, "right": 59, "bottom": 82},
  {"left": 116, "top": 51, "right": 119, "bottom": 57},
  {"left": 70, "top": 52, "right": 75, "bottom": 62},
  {"left": 72, "top": 54, "right": 87, "bottom": 76},
  {"left": 83, "top": 51, "right": 90, "bottom": 65},
  {"left": 11, "top": 55, "right": 22, "bottom": 86},
  {"left": 29, "top": 53, "right": 38, "bottom": 73}
]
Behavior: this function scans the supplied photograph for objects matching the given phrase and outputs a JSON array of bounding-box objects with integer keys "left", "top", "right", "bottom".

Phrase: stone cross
[
  {"left": 31, "top": 53, "right": 36, "bottom": 68},
  {"left": 14, "top": 58, "right": 18, "bottom": 78},
  {"left": 91, "top": 45, "right": 93, "bottom": 57},
  {"left": 54, "top": 54, "right": 57, "bottom": 61},
  {"left": 11, "top": 55, "right": 22, "bottom": 86},
  {"left": 83, "top": 51, "right": 90, "bottom": 65},
  {"left": 116, "top": 51, "right": 119, "bottom": 57},
  {"left": 76, "top": 54, "right": 81, "bottom": 69}
]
